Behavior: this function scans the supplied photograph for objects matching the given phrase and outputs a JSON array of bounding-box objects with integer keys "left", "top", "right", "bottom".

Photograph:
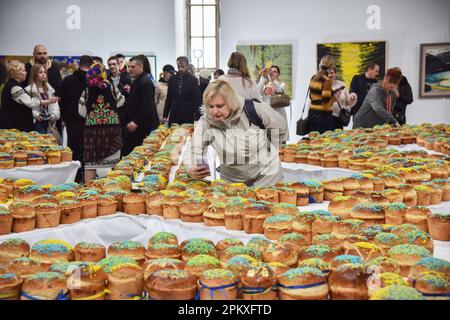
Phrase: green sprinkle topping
[
  {"left": 0, "top": 273, "right": 16, "bottom": 280},
  {"left": 281, "top": 267, "right": 324, "bottom": 280},
  {"left": 183, "top": 242, "right": 216, "bottom": 255},
  {"left": 370, "top": 285, "right": 425, "bottom": 300},
  {"left": 417, "top": 272, "right": 448, "bottom": 289},
  {"left": 186, "top": 254, "right": 221, "bottom": 267},
  {"left": 32, "top": 244, "right": 69, "bottom": 255},
  {"left": 110, "top": 241, "right": 144, "bottom": 250},
  {"left": 414, "top": 257, "right": 450, "bottom": 272},
  {"left": 332, "top": 255, "right": 363, "bottom": 265},
  {"left": 78, "top": 242, "right": 105, "bottom": 249},
  {"left": 224, "top": 246, "right": 261, "bottom": 260},
  {"left": 388, "top": 244, "right": 432, "bottom": 258},
  {"left": 1, "top": 238, "right": 28, "bottom": 246},
  {"left": 265, "top": 214, "right": 293, "bottom": 224},
  {"left": 298, "top": 258, "right": 329, "bottom": 270},
  {"left": 303, "top": 244, "right": 333, "bottom": 257},
  {"left": 150, "top": 232, "right": 177, "bottom": 243},
  {"left": 28, "top": 272, "right": 65, "bottom": 281},
  {"left": 387, "top": 202, "right": 408, "bottom": 211},
  {"left": 279, "top": 233, "right": 305, "bottom": 242},
  {"left": 374, "top": 233, "right": 402, "bottom": 244},
  {"left": 98, "top": 256, "right": 137, "bottom": 273},
  {"left": 202, "top": 269, "right": 236, "bottom": 280}
]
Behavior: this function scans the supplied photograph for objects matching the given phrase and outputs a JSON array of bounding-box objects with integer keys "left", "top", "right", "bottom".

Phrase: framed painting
[
  {"left": 317, "top": 41, "right": 386, "bottom": 89},
  {"left": 419, "top": 42, "right": 450, "bottom": 98},
  {"left": 236, "top": 44, "right": 293, "bottom": 98},
  {"left": 51, "top": 56, "right": 80, "bottom": 79}
]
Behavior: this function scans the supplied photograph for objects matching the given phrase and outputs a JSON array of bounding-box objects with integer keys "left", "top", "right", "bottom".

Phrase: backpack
[
  {"left": 243, "top": 99, "right": 275, "bottom": 151},
  {"left": 243, "top": 99, "right": 265, "bottom": 129}
]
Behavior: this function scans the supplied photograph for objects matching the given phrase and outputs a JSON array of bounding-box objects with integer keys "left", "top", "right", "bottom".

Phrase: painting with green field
[
  {"left": 317, "top": 41, "right": 386, "bottom": 89},
  {"left": 236, "top": 44, "right": 293, "bottom": 98}
]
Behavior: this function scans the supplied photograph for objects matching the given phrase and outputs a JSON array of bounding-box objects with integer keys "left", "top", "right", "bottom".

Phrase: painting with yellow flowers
[{"left": 317, "top": 41, "right": 386, "bottom": 89}]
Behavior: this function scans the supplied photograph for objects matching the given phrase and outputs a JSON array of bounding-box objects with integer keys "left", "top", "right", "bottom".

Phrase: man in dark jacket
[
  {"left": 59, "top": 55, "right": 93, "bottom": 165},
  {"left": 163, "top": 56, "right": 201, "bottom": 126},
  {"left": 25, "top": 44, "right": 62, "bottom": 94},
  {"left": 122, "top": 55, "right": 159, "bottom": 157},
  {"left": 393, "top": 75, "right": 413, "bottom": 125},
  {"left": 349, "top": 62, "right": 380, "bottom": 118}
]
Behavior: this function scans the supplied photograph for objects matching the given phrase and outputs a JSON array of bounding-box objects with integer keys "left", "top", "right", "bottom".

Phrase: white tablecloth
[
  {"left": 280, "top": 144, "right": 446, "bottom": 182},
  {"left": 0, "top": 161, "right": 81, "bottom": 185},
  {"left": 0, "top": 209, "right": 448, "bottom": 262},
  {"left": 282, "top": 162, "right": 356, "bottom": 181}
]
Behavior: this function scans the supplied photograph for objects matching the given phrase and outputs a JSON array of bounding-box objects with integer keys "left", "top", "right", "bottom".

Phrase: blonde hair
[
  {"left": 202, "top": 80, "right": 240, "bottom": 114},
  {"left": 227, "top": 52, "right": 252, "bottom": 88},
  {"left": 315, "top": 55, "right": 335, "bottom": 80},
  {"left": 28, "top": 63, "right": 49, "bottom": 94},
  {"left": 6, "top": 60, "right": 25, "bottom": 80},
  {"left": 319, "top": 55, "right": 335, "bottom": 70}
]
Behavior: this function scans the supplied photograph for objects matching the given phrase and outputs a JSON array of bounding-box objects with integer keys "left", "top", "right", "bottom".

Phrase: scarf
[
  {"left": 227, "top": 68, "right": 243, "bottom": 76},
  {"left": 87, "top": 63, "right": 112, "bottom": 90}
]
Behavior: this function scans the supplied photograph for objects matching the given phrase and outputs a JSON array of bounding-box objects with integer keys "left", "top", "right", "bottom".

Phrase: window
[{"left": 186, "top": 0, "right": 219, "bottom": 71}]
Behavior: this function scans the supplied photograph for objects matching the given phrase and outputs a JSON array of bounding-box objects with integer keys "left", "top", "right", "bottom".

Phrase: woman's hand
[
  {"left": 187, "top": 165, "right": 211, "bottom": 180},
  {"left": 349, "top": 93, "right": 357, "bottom": 105}
]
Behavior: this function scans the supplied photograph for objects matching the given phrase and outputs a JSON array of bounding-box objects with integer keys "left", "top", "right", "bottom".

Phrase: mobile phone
[
  {"left": 196, "top": 157, "right": 209, "bottom": 170},
  {"left": 333, "top": 86, "right": 345, "bottom": 94}
]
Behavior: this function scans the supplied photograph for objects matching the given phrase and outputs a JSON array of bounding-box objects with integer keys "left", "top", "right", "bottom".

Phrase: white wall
[
  {"left": 219, "top": 0, "right": 450, "bottom": 138},
  {"left": 0, "top": 0, "right": 176, "bottom": 77}
]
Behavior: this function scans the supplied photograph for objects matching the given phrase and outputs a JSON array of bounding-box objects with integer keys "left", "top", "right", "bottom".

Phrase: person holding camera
[
  {"left": 306, "top": 55, "right": 337, "bottom": 133},
  {"left": 328, "top": 67, "right": 357, "bottom": 130},
  {"left": 261, "top": 65, "right": 289, "bottom": 140}
]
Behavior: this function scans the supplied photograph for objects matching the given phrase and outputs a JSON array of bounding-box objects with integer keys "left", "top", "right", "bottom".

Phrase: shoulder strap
[
  {"left": 300, "top": 87, "right": 310, "bottom": 117},
  {"left": 243, "top": 99, "right": 265, "bottom": 130}
]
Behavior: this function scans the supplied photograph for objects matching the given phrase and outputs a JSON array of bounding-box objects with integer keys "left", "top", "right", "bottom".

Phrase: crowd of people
[{"left": 0, "top": 44, "right": 414, "bottom": 186}]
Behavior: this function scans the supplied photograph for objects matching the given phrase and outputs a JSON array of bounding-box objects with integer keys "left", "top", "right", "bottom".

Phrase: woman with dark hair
[
  {"left": 136, "top": 54, "right": 156, "bottom": 85},
  {"left": 261, "top": 65, "right": 289, "bottom": 138},
  {"left": 81, "top": 63, "right": 123, "bottom": 183},
  {"left": 219, "top": 52, "right": 265, "bottom": 100},
  {"left": 213, "top": 69, "right": 224, "bottom": 80},
  {"left": 155, "top": 64, "right": 175, "bottom": 122},
  {"left": 353, "top": 68, "right": 402, "bottom": 129}
]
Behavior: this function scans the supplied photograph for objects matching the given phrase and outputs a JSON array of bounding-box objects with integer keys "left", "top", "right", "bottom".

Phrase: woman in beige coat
[
  {"left": 184, "top": 80, "right": 288, "bottom": 186},
  {"left": 155, "top": 64, "right": 175, "bottom": 122}
]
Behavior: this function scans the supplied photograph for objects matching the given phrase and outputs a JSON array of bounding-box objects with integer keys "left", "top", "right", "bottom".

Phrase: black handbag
[
  {"left": 296, "top": 88, "right": 310, "bottom": 136},
  {"left": 337, "top": 100, "right": 351, "bottom": 127}
]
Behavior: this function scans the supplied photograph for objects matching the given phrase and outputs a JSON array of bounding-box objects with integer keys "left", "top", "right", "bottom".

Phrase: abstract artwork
[
  {"left": 419, "top": 42, "right": 450, "bottom": 98},
  {"left": 317, "top": 41, "right": 386, "bottom": 89},
  {"left": 236, "top": 44, "right": 293, "bottom": 98}
]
